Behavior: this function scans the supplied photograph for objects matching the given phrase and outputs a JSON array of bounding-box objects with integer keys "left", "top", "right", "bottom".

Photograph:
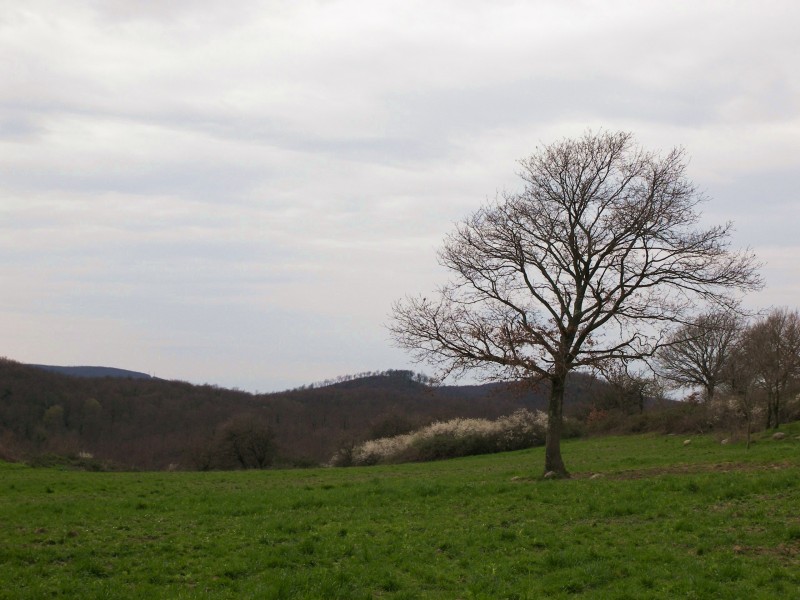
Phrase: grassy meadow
[{"left": 1, "top": 424, "right": 799, "bottom": 599}]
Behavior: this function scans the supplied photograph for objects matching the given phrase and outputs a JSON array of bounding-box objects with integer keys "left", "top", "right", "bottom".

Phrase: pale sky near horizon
[{"left": 1, "top": 0, "right": 798, "bottom": 392}]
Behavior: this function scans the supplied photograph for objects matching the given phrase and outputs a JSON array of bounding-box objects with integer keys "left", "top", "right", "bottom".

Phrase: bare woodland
[{"left": 662, "top": 308, "right": 800, "bottom": 446}]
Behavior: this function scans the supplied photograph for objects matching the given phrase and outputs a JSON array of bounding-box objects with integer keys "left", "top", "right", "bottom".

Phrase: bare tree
[
  {"left": 216, "top": 414, "right": 277, "bottom": 469},
  {"left": 390, "top": 130, "right": 762, "bottom": 476},
  {"left": 722, "top": 336, "right": 760, "bottom": 449},
  {"left": 595, "top": 361, "right": 662, "bottom": 415},
  {"left": 655, "top": 310, "right": 742, "bottom": 402},
  {"left": 743, "top": 307, "right": 800, "bottom": 430}
]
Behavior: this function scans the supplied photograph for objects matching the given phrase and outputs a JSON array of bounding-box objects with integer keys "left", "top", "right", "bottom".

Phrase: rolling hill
[{"left": 0, "top": 359, "right": 608, "bottom": 469}]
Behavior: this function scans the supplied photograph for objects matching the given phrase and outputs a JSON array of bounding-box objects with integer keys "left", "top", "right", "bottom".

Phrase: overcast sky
[{"left": 1, "top": 0, "right": 798, "bottom": 392}]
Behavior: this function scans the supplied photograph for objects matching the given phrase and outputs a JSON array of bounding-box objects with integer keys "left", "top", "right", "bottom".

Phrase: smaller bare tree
[
  {"left": 743, "top": 308, "right": 800, "bottom": 429},
  {"left": 655, "top": 310, "right": 742, "bottom": 402},
  {"left": 595, "top": 361, "right": 661, "bottom": 415}
]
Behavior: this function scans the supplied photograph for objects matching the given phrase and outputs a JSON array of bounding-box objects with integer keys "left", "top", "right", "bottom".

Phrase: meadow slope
[{"left": 1, "top": 425, "right": 799, "bottom": 599}]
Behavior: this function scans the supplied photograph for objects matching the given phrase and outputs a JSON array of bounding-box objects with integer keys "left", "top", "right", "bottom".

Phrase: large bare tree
[
  {"left": 390, "top": 130, "right": 762, "bottom": 476},
  {"left": 655, "top": 310, "right": 742, "bottom": 402}
]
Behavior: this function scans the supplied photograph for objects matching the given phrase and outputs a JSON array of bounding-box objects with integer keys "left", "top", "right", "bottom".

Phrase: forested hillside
[{"left": 0, "top": 359, "right": 603, "bottom": 469}]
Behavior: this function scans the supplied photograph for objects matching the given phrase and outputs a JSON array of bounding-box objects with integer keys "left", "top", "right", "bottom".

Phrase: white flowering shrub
[{"left": 331, "top": 409, "right": 548, "bottom": 466}]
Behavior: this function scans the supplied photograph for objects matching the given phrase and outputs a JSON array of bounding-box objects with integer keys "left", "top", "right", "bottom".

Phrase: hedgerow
[{"left": 331, "top": 409, "right": 549, "bottom": 466}]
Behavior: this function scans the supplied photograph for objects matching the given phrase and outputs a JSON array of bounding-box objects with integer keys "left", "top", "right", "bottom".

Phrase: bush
[
  {"left": 217, "top": 416, "right": 276, "bottom": 469},
  {"left": 408, "top": 433, "right": 489, "bottom": 462},
  {"left": 330, "top": 409, "right": 550, "bottom": 466},
  {"left": 785, "top": 394, "right": 800, "bottom": 423},
  {"left": 27, "top": 452, "right": 112, "bottom": 471},
  {"left": 190, "top": 415, "right": 278, "bottom": 470}
]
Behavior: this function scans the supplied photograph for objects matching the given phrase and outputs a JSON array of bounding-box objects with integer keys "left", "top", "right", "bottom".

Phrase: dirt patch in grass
[
  {"left": 509, "top": 460, "right": 797, "bottom": 482},
  {"left": 585, "top": 460, "right": 797, "bottom": 480},
  {"left": 733, "top": 542, "right": 800, "bottom": 565}
]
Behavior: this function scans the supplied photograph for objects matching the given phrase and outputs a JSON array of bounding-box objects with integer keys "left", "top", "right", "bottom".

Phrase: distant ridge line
[{"left": 28, "top": 364, "right": 154, "bottom": 380}]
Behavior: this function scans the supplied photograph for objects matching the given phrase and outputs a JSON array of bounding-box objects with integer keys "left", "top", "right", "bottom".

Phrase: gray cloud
[{"left": 1, "top": 0, "right": 798, "bottom": 390}]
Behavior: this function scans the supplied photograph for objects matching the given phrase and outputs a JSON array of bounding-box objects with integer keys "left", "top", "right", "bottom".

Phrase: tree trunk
[
  {"left": 705, "top": 383, "right": 715, "bottom": 403},
  {"left": 766, "top": 392, "right": 776, "bottom": 430},
  {"left": 544, "top": 374, "right": 569, "bottom": 477},
  {"left": 745, "top": 415, "right": 751, "bottom": 450}
]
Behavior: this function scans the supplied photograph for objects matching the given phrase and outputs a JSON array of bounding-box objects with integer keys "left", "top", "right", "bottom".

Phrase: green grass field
[{"left": 2, "top": 425, "right": 799, "bottom": 599}]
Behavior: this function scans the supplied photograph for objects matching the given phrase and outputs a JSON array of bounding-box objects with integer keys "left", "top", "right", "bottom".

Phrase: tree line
[{"left": 655, "top": 306, "right": 800, "bottom": 446}]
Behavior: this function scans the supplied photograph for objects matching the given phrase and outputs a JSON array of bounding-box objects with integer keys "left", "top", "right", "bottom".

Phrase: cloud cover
[{"left": 1, "top": 0, "right": 798, "bottom": 390}]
